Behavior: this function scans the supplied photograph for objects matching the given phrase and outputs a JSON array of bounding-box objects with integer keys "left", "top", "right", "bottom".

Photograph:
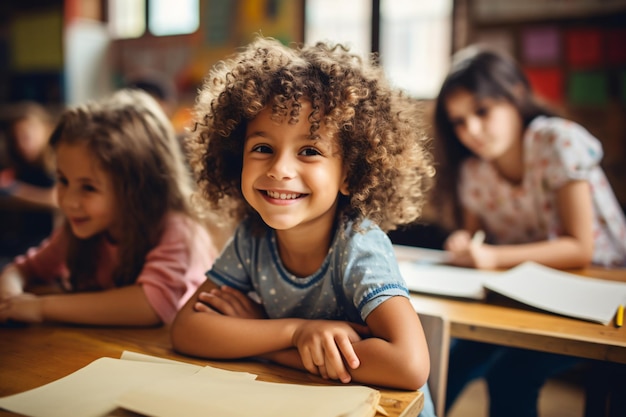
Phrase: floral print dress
[{"left": 458, "top": 116, "right": 626, "bottom": 267}]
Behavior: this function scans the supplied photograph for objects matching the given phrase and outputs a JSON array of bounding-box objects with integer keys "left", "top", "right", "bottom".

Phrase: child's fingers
[
  {"left": 323, "top": 343, "right": 352, "bottom": 383},
  {"left": 196, "top": 290, "right": 241, "bottom": 316},
  {"left": 197, "top": 287, "right": 264, "bottom": 319},
  {"left": 298, "top": 345, "right": 319, "bottom": 376},
  {"left": 315, "top": 333, "right": 354, "bottom": 383},
  {"left": 335, "top": 336, "right": 360, "bottom": 370},
  {"left": 219, "top": 286, "right": 252, "bottom": 303},
  {"left": 193, "top": 301, "right": 217, "bottom": 314},
  {"left": 445, "top": 230, "right": 472, "bottom": 252}
]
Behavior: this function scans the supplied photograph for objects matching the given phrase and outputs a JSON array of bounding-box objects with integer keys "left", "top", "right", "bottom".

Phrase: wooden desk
[
  {"left": 395, "top": 245, "right": 626, "bottom": 417},
  {"left": 411, "top": 292, "right": 626, "bottom": 363},
  {"left": 395, "top": 245, "right": 626, "bottom": 363},
  {"left": 0, "top": 324, "right": 423, "bottom": 417}
]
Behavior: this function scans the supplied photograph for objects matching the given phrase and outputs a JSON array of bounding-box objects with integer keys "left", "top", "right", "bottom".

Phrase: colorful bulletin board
[{"left": 517, "top": 24, "right": 626, "bottom": 107}]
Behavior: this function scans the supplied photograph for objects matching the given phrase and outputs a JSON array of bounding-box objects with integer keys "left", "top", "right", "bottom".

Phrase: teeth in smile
[{"left": 267, "top": 190, "right": 300, "bottom": 200}]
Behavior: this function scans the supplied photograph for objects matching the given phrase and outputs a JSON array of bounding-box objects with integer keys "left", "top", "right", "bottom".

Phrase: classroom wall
[
  {"left": 0, "top": 0, "right": 65, "bottom": 106},
  {"left": 2, "top": 0, "right": 624, "bottom": 211},
  {"left": 109, "top": 0, "right": 304, "bottom": 132}
]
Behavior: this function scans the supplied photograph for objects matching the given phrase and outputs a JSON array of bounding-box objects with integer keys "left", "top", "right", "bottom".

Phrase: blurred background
[
  {"left": 1, "top": 0, "right": 625, "bottom": 245},
  {"left": 0, "top": 1, "right": 625, "bottom": 415},
  {"left": 1, "top": 0, "right": 625, "bottom": 207}
]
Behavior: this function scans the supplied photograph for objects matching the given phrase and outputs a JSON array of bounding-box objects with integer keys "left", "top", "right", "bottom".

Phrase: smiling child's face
[
  {"left": 241, "top": 103, "right": 349, "bottom": 234},
  {"left": 55, "top": 142, "right": 121, "bottom": 241}
]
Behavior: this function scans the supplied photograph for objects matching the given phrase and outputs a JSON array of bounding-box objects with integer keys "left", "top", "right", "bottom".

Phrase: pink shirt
[
  {"left": 459, "top": 116, "right": 626, "bottom": 267},
  {"left": 14, "top": 212, "right": 218, "bottom": 323}
]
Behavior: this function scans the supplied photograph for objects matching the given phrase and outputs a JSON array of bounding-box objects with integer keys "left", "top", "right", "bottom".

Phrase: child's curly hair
[{"left": 187, "top": 36, "right": 435, "bottom": 232}]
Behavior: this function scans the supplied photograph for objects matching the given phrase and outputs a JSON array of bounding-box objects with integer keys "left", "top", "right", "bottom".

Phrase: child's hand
[
  {"left": 292, "top": 320, "right": 365, "bottom": 383},
  {"left": 444, "top": 229, "right": 472, "bottom": 252},
  {"left": 447, "top": 235, "right": 498, "bottom": 270},
  {"left": 194, "top": 286, "right": 266, "bottom": 319},
  {"left": 0, "top": 265, "right": 26, "bottom": 300},
  {"left": 0, "top": 293, "right": 43, "bottom": 323}
]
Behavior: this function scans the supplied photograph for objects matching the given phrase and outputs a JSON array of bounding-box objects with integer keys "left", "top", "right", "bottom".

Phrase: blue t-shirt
[{"left": 207, "top": 219, "right": 409, "bottom": 324}]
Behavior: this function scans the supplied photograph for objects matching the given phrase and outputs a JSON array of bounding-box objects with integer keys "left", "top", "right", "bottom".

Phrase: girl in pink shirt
[{"left": 0, "top": 89, "right": 219, "bottom": 326}]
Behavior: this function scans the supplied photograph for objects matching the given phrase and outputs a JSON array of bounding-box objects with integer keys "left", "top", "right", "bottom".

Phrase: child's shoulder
[
  {"left": 334, "top": 219, "right": 393, "bottom": 254},
  {"left": 528, "top": 116, "right": 595, "bottom": 141},
  {"left": 527, "top": 116, "right": 602, "bottom": 152}
]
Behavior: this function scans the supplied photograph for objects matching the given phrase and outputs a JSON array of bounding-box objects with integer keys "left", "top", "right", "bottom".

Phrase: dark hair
[
  {"left": 50, "top": 89, "right": 196, "bottom": 290},
  {"left": 432, "top": 46, "right": 558, "bottom": 227},
  {"left": 188, "top": 36, "right": 435, "bottom": 233}
]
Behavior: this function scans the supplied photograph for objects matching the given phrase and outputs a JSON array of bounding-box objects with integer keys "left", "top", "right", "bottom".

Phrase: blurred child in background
[
  {"left": 0, "top": 89, "right": 218, "bottom": 326},
  {"left": 433, "top": 45, "right": 626, "bottom": 417},
  {"left": 434, "top": 46, "right": 626, "bottom": 271},
  {"left": 0, "top": 102, "right": 58, "bottom": 266}
]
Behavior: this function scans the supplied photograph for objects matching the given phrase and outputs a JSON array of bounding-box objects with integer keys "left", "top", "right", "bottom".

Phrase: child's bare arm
[
  {"left": 344, "top": 296, "right": 430, "bottom": 390},
  {"left": 172, "top": 279, "right": 310, "bottom": 358},
  {"left": 185, "top": 284, "right": 428, "bottom": 390},
  {"left": 194, "top": 285, "right": 267, "bottom": 319},
  {"left": 449, "top": 181, "right": 595, "bottom": 270},
  {"left": 0, "top": 285, "right": 161, "bottom": 325},
  {"left": 191, "top": 283, "right": 366, "bottom": 383}
]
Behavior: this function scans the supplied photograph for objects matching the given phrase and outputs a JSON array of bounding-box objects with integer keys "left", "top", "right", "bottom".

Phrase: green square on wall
[{"left": 568, "top": 71, "right": 608, "bottom": 106}]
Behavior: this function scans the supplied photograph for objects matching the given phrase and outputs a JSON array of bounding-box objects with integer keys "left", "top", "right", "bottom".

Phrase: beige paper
[
  {"left": 0, "top": 351, "right": 378, "bottom": 417},
  {"left": 117, "top": 368, "right": 380, "bottom": 417},
  {"left": 0, "top": 357, "right": 201, "bottom": 417}
]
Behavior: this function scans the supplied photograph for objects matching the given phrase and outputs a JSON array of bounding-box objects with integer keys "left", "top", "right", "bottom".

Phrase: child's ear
[{"left": 339, "top": 171, "right": 349, "bottom": 196}]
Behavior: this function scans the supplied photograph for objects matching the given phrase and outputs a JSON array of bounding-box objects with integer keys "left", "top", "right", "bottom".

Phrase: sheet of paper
[
  {"left": 119, "top": 351, "right": 257, "bottom": 380},
  {"left": 483, "top": 262, "right": 626, "bottom": 325},
  {"left": 120, "top": 350, "right": 198, "bottom": 366},
  {"left": 0, "top": 357, "right": 201, "bottom": 417},
  {"left": 393, "top": 245, "right": 451, "bottom": 264},
  {"left": 0, "top": 350, "right": 377, "bottom": 417},
  {"left": 399, "top": 261, "right": 499, "bottom": 300},
  {"left": 116, "top": 368, "right": 380, "bottom": 417}
]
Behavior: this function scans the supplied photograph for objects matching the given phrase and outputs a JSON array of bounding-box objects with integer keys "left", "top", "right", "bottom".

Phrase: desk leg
[{"left": 420, "top": 313, "right": 451, "bottom": 417}]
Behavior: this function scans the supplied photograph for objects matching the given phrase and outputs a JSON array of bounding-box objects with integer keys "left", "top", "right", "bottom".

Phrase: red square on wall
[
  {"left": 566, "top": 29, "right": 603, "bottom": 68},
  {"left": 524, "top": 67, "right": 564, "bottom": 104}
]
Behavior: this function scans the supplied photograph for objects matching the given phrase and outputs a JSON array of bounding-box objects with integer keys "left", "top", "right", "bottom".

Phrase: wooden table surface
[
  {"left": 410, "top": 292, "right": 626, "bottom": 363},
  {"left": 394, "top": 245, "right": 626, "bottom": 417},
  {"left": 0, "top": 324, "right": 423, "bottom": 417},
  {"left": 395, "top": 245, "right": 626, "bottom": 363}
]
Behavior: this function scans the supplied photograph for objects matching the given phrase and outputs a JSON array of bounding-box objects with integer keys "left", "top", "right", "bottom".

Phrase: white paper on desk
[
  {"left": 0, "top": 357, "right": 201, "bottom": 417},
  {"left": 393, "top": 245, "right": 451, "bottom": 264},
  {"left": 399, "top": 261, "right": 499, "bottom": 299},
  {"left": 483, "top": 262, "right": 626, "bottom": 325},
  {"left": 116, "top": 367, "right": 380, "bottom": 417}
]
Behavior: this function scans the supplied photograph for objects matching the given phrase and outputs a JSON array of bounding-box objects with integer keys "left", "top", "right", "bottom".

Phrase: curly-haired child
[
  {"left": 0, "top": 89, "right": 219, "bottom": 326},
  {"left": 171, "top": 36, "right": 437, "bottom": 415}
]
